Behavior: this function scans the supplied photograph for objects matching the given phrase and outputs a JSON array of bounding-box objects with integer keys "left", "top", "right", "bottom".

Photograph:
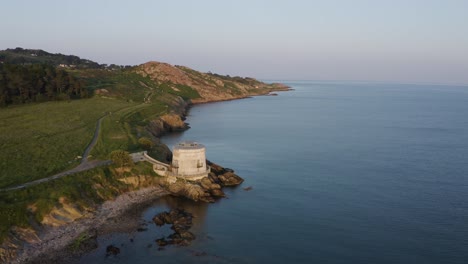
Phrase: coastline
[
  {"left": 189, "top": 84, "right": 291, "bottom": 105},
  {"left": 13, "top": 186, "right": 169, "bottom": 264},
  {"left": 7, "top": 84, "right": 290, "bottom": 263}
]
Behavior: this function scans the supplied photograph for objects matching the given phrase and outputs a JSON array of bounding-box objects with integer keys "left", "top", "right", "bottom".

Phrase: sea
[{"left": 80, "top": 81, "right": 468, "bottom": 264}]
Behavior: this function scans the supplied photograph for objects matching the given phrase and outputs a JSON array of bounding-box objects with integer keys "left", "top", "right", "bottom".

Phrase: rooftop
[{"left": 173, "top": 141, "right": 205, "bottom": 150}]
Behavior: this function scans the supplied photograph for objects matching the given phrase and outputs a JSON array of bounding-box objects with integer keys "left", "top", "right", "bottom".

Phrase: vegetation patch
[
  {"left": 159, "top": 82, "right": 201, "bottom": 100},
  {"left": 0, "top": 162, "right": 158, "bottom": 243},
  {"left": 90, "top": 100, "right": 168, "bottom": 159},
  {"left": 0, "top": 97, "right": 134, "bottom": 188}
]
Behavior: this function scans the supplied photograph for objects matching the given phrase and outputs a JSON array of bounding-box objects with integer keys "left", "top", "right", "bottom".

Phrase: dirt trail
[{"left": 1, "top": 115, "right": 110, "bottom": 192}]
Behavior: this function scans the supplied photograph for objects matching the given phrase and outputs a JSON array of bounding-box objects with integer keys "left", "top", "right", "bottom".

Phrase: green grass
[
  {"left": 0, "top": 97, "right": 135, "bottom": 188},
  {"left": 90, "top": 100, "right": 169, "bottom": 159},
  {"left": 72, "top": 69, "right": 159, "bottom": 102},
  {"left": 159, "top": 82, "right": 201, "bottom": 100}
]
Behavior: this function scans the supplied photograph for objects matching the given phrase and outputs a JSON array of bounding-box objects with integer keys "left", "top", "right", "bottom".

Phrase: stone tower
[{"left": 172, "top": 141, "right": 209, "bottom": 180}]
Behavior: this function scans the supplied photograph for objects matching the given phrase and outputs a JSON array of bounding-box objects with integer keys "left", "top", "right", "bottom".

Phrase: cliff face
[
  {"left": 147, "top": 113, "right": 189, "bottom": 138},
  {"left": 135, "top": 61, "right": 289, "bottom": 103}
]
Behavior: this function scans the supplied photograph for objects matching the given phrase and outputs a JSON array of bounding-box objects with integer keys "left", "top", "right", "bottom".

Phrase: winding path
[
  {"left": 1, "top": 115, "right": 111, "bottom": 192},
  {"left": 81, "top": 115, "right": 106, "bottom": 164}
]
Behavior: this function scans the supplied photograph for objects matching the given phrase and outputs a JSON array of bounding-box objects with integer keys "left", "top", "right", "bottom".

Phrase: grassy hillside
[
  {"left": 71, "top": 68, "right": 159, "bottom": 102},
  {"left": 89, "top": 100, "right": 168, "bottom": 159},
  {"left": 135, "top": 62, "right": 289, "bottom": 103},
  {"left": 0, "top": 97, "right": 135, "bottom": 188},
  {"left": 0, "top": 48, "right": 289, "bottom": 247}
]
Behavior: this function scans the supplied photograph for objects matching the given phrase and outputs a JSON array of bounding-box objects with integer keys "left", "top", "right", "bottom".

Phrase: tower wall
[{"left": 172, "top": 143, "right": 207, "bottom": 176}]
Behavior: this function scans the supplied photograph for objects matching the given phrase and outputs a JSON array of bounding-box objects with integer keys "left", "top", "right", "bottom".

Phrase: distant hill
[
  {"left": 0, "top": 47, "right": 103, "bottom": 69},
  {"left": 135, "top": 61, "right": 289, "bottom": 103},
  {"left": 0, "top": 48, "right": 289, "bottom": 107}
]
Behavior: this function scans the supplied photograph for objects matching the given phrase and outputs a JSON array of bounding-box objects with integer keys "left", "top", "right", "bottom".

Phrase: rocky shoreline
[
  {"left": 12, "top": 186, "right": 169, "bottom": 264},
  {"left": 3, "top": 84, "right": 288, "bottom": 263},
  {"left": 9, "top": 161, "right": 244, "bottom": 264}
]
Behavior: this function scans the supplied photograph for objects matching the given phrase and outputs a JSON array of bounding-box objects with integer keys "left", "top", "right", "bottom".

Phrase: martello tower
[{"left": 171, "top": 141, "right": 209, "bottom": 180}]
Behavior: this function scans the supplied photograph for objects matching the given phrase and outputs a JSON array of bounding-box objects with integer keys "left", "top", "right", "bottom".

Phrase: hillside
[
  {"left": 0, "top": 48, "right": 288, "bottom": 107},
  {"left": 0, "top": 48, "right": 289, "bottom": 254},
  {"left": 0, "top": 48, "right": 288, "bottom": 188},
  {"left": 135, "top": 61, "right": 288, "bottom": 103}
]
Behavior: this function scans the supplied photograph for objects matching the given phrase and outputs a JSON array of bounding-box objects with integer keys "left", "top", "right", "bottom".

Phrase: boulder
[
  {"left": 210, "top": 189, "right": 225, "bottom": 197},
  {"left": 200, "top": 177, "right": 213, "bottom": 189},
  {"left": 156, "top": 237, "right": 169, "bottom": 247},
  {"left": 152, "top": 209, "right": 195, "bottom": 247},
  {"left": 167, "top": 180, "right": 185, "bottom": 193},
  {"left": 210, "top": 183, "right": 221, "bottom": 190},
  {"left": 184, "top": 184, "right": 206, "bottom": 202},
  {"left": 179, "top": 231, "right": 195, "bottom": 240},
  {"left": 106, "top": 245, "right": 120, "bottom": 256},
  {"left": 152, "top": 215, "right": 165, "bottom": 226},
  {"left": 218, "top": 172, "right": 244, "bottom": 186}
]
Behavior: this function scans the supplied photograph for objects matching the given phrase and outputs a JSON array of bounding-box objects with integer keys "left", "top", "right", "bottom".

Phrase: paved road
[{"left": 1, "top": 115, "right": 111, "bottom": 192}]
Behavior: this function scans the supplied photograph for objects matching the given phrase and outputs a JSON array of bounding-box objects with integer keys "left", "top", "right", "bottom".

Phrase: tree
[
  {"left": 110, "top": 150, "right": 134, "bottom": 168},
  {"left": 0, "top": 63, "right": 89, "bottom": 106},
  {"left": 138, "top": 137, "right": 154, "bottom": 150}
]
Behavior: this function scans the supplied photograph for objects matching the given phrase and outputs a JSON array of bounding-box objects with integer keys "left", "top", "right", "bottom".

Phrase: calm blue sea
[{"left": 81, "top": 81, "right": 468, "bottom": 264}]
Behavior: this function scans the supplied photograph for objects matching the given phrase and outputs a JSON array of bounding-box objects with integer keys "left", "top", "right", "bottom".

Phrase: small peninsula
[{"left": 0, "top": 48, "right": 290, "bottom": 263}]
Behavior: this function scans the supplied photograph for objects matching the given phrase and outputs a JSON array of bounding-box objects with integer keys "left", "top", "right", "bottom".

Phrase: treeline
[
  {"left": 0, "top": 47, "right": 102, "bottom": 69},
  {"left": 0, "top": 63, "right": 89, "bottom": 106},
  {"left": 0, "top": 48, "right": 134, "bottom": 70}
]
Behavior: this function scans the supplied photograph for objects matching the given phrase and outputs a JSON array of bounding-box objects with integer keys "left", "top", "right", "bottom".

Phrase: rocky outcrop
[
  {"left": 146, "top": 94, "right": 190, "bottom": 138},
  {"left": 147, "top": 113, "right": 189, "bottom": 138},
  {"left": 152, "top": 209, "right": 195, "bottom": 247},
  {"left": 106, "top": 245, "right": 120, "bottom": 256},
  {"left": 208, "top": 161, "right": 244, "bottom": 186},
  {"left": 0, "top": 226, "right": 42, "bottom": 262},
  {"left": 160, "top": 161, "right": 243, "bottom": 203},
  {"left": 0, "top": 238, "right": 19, "bottom": 263}
]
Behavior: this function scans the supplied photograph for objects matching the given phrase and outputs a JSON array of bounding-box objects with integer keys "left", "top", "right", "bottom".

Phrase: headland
[{"left": 0, "top": 48, "right": 290, "bottom": 263}]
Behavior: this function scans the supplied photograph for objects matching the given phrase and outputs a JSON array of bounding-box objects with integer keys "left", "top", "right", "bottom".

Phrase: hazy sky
[{"left": 1, "top": 0, "right": 467, "bottom": 84}]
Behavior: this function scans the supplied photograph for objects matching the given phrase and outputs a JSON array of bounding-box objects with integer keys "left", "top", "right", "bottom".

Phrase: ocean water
[{"left": 80, "top": 82, "right": 468, "bottom": 264}]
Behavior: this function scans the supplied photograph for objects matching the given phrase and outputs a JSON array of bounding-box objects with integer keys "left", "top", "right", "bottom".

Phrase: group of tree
[
  {"left": 0, "top": 48, "right": 134, "bottom": 70},
  {"left": 110, "top": 150, "right": 134, "bottom": 169},
  {"left": 0, "top": 63, "right": 89, "bottom": 106},
  {"left": 0, "top": 47, "right": 102, "bottom": 69}
]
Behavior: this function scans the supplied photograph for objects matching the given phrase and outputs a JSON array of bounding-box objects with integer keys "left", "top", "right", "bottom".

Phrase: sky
[{"left": 1, "top": 0, "right": 468, "bottom": 84}]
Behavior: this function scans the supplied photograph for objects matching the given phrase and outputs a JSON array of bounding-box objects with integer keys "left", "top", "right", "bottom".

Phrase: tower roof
[{"left": 173, "top": 141, "right": 205, "bottom": 150}]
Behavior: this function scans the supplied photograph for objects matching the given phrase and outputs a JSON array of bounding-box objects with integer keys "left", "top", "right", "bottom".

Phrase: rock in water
[
  {"left": 210, "top": 189, "right": 225, "bottom": 197},
  {"left": 156, "top": 237, "right": 169, "bottom": 247},
  {"left": 152, "top": 209, "right": 195, "bottom": 247},
  {"left": 152, "top": 215, "right": 165, "bottom": 226},
  {"left": 162, "top": 161, "right": 244, "bottom": 202},
  {"left": 106, "top": 245, "right": 120, "bottom": 256},
  {"left": 218, "top": 172, "right": 244, "bottom": 186}
]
